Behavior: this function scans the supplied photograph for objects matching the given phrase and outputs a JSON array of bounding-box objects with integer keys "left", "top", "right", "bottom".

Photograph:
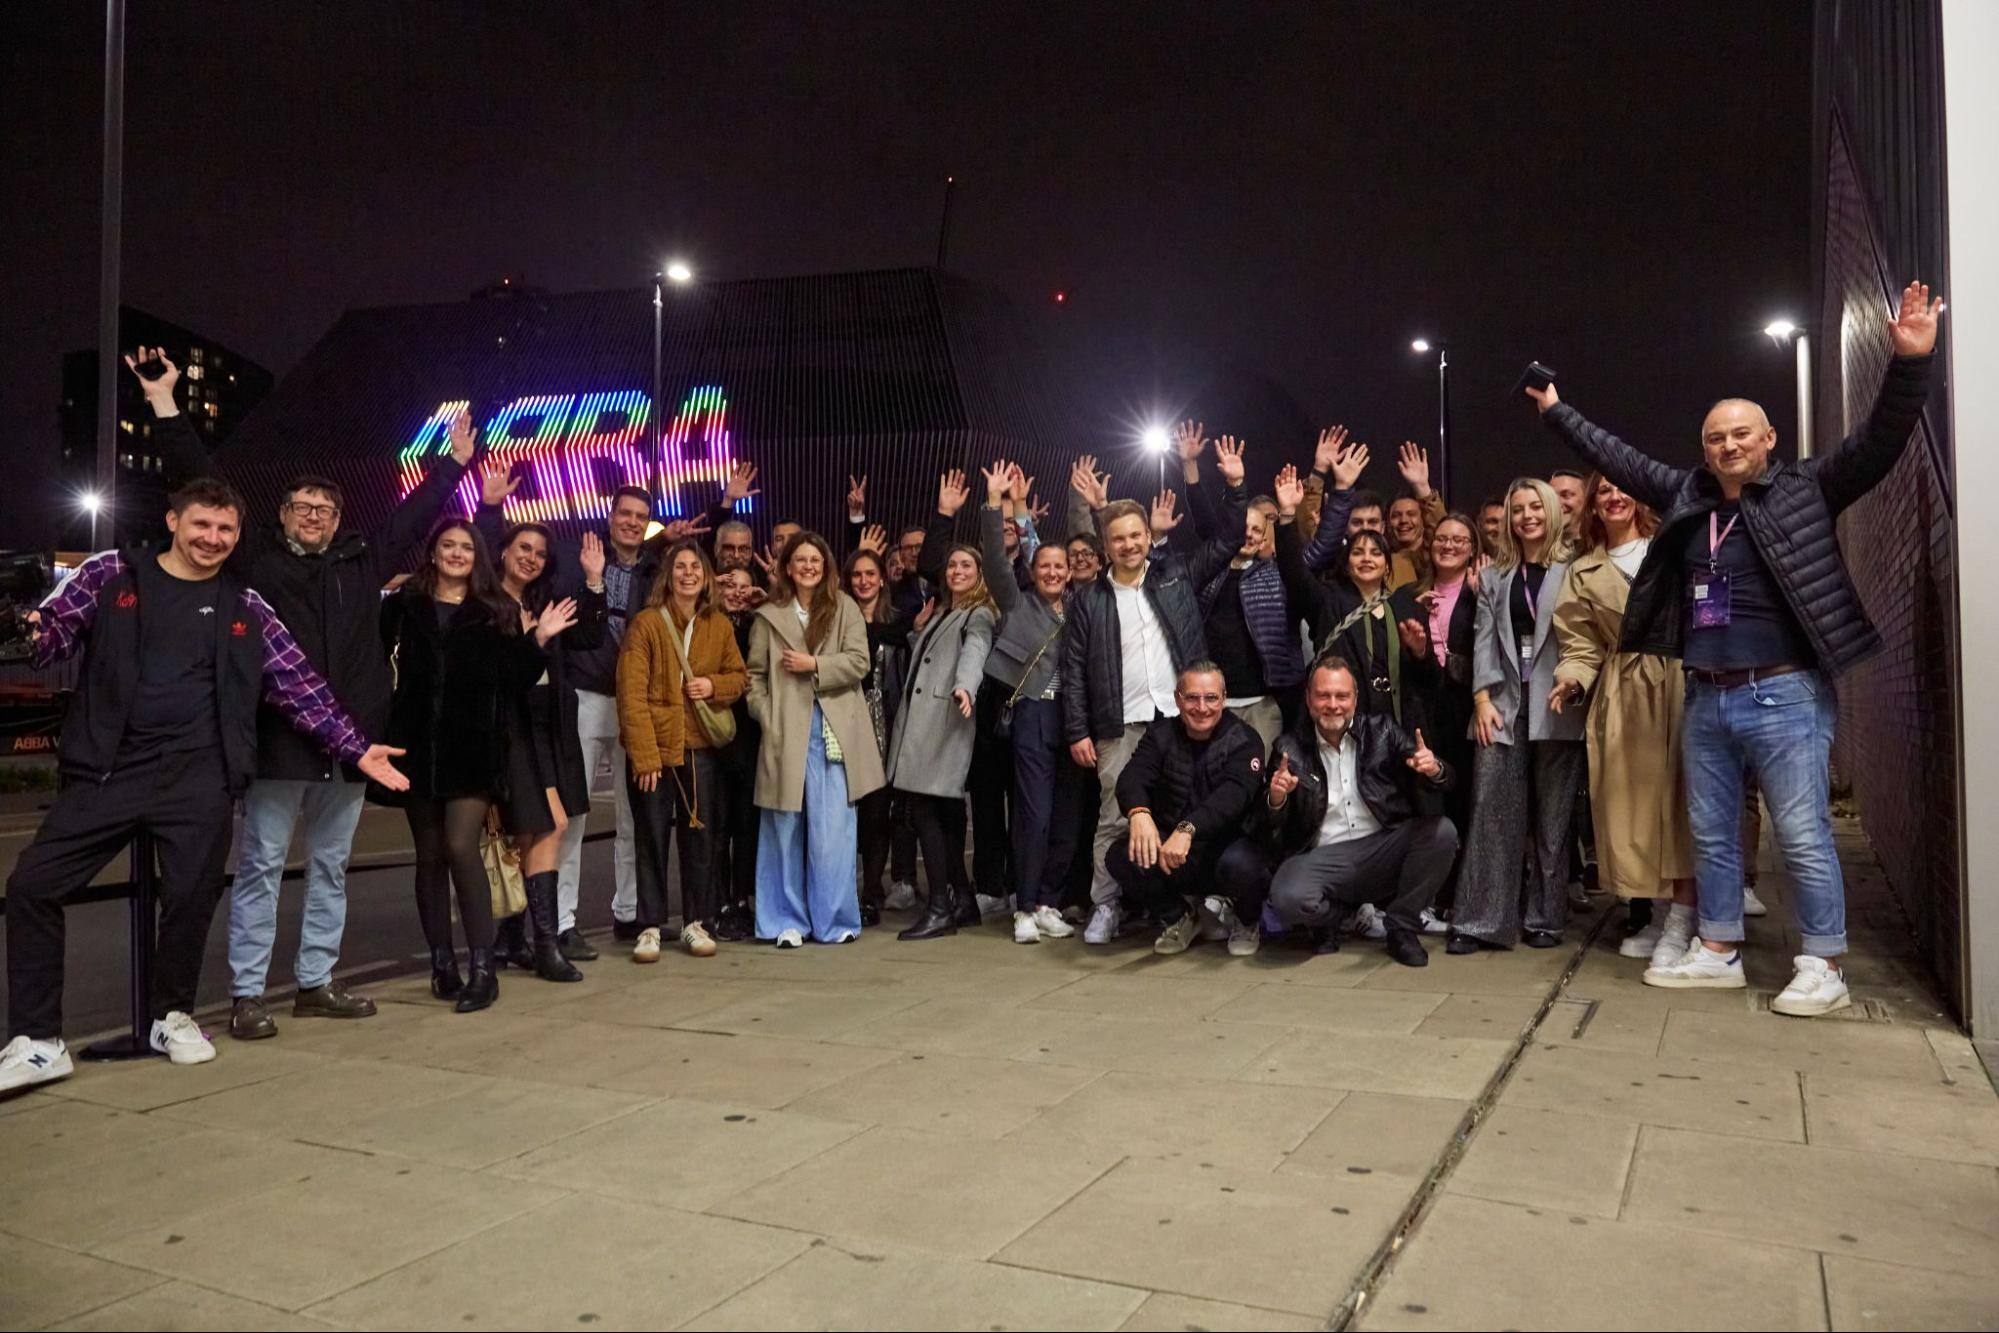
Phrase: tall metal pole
[
  {"left": 95, "top": 0, "right": 126, "bottom": 549},
  {"left": 936, "top": 175, "right": 955, "bottom": 269},
  {"left": 651, "top": 274, "right": 664, "bottom": 504},
  {"left": 1795, "top": 333, "right": 1814, "bottom": 460},
  {"left": 1436, "top": 348, "right": 1453, "bottom": 506}
]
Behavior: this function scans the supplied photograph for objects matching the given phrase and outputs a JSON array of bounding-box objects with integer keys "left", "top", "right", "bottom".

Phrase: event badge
[{"left": 1689, "top": 569, "right": 1732, "bottom": 628}]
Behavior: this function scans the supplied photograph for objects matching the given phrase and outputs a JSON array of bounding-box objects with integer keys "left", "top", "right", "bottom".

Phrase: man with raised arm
[{"left": 1524, "top": 280, "right": 1941, "bottom": 1015}]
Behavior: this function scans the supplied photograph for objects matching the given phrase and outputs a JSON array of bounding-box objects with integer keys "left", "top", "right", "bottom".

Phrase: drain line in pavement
[{"left": 1324, "top": 905, "right": 1616, "bottom": 1331}]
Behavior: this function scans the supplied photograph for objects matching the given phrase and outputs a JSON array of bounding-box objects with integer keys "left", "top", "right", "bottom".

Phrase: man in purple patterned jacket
[{"left": 0, "top": 477, "right": 409, "bottom": 1095}]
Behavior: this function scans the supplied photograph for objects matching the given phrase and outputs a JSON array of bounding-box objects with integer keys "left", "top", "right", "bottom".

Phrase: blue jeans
[
  {"left": 1683, "top": 670, "right": 1845, "bottom": 955},
  {"left": 228, "top": 779, "right": 368, "bottom": 995},
  {"left": 755, "top": 705, "right": 861, "bottom": 941}
]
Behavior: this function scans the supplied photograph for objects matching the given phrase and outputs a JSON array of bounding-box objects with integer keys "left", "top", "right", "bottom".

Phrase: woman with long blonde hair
[{"left": 1447, "top": 477, "right": 1588, "bottom": 954}]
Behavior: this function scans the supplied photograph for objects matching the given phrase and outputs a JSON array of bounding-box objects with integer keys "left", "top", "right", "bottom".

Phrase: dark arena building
[{"left": 214, "top": 267, "right": 1093, "bottom": 547}]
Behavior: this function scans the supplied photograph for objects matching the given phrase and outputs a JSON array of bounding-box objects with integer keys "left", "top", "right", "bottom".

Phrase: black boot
[
  {"left": 899, "top": 886, "right": 960, "bottom": 941},
  {"left": 953, "top": 882, "right": 984, "bottom": 928},
  {"left": 495, "top": 914, "right": 535, "bottom": 971},
  {"left": 456, "top": 948, "right": 498, "bottom": 1012},
  {"left": 430, "top": 947, "right": 464, "bottom": 999},
  {"left": 1385, "top": 927, "right": 1429, "bottom": 968},
  {"left": 526, "top": 872, "right": 584, "bottom": 983}
]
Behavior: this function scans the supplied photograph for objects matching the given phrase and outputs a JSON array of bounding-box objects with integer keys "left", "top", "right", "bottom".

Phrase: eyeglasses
[
  {"left": 285, "top": 502, "right": 339, "bottom": 520},
  {"left": 1432, "top": 536, "right": 1473, "bottom": 550}
]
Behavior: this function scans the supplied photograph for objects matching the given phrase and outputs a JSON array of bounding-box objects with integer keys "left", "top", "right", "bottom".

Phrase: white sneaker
[
  {"left": 775, "top": 929, "right": 804, "bottom": 949},
  {"left": 827, "top": 929, "right": 858, "bottom": 945},
  {"left": 680, "top": 922, "right": 717, "bottom": 957},
  {"left": 884, "top": 881, "right": 917, "bottom": 912},
  {"left": 633, "top": 927, "right": 662, "bottom": 963},
  {"left": 975, "top": 893, "right": 1011, "bottom": 920},
  {"left": 1743, "top": 886, "right": 1769, "bottom": 917},
  {"left": 1771, "top": 956, "right": 1851, "bottom": 1017},
  {"left": 1619, "top": 922, "right": 1664, "bottom": 959},
  {"left": 1227, "top": 923, "right": 1261, "bottom": 957},
  {"left": 1032, "top": 906, "right": 1075, "bottom": 939},
  {"left": 1198, "top": 896, "right": 1239, "bottom": 942},
  {"left": 1154, "top": 914, "right": 1199, "bottom": 956},
  {"left": 150, "top": 1011, "right": 216, "bottom": 1065},
  {"left": 1084, "top": 903, "right": 1121, "bottom": 946},
  {"left": 0, "top": 1035, "right": 72, "bottom": 1093},
  {"left": 1642, "top": 937, "right": 1746, "bottom": 990},
  {"left": 1416, "top": 907, "right": 1449, "bottom": 936},
  {"left": 1013, "top": 911, "right": 1040, "bottom": 944},
  {"left": 1649, "top": 907, "right": 1695, "bottom": 970},
  {"left": 1351, "top": 902, "right": 1388, "bottom": 940}
]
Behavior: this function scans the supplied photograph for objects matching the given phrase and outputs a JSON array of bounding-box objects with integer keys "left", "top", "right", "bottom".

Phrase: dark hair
[
  {"left": 842, "top": 548, "right": 894, "bottom": 624},
  {"left": 610, "top": 486, "right": 652, "bottom": 515},
  {"left": 1480, "top": 495, "right": 1505, "bottom": 513},
  {"left": 898, "top": 525, "right": 928, "bottom": 543},
  {"left": 1348, "top": 488, "right": 1386, "bottom": 517},
  {"left": 1176, "top": 660, "right": 1226, "bottom": 690},
  {"left": 168, "top": 477, "right": 245, "bottom": 517},
  {"left": 1065, "top": 533, "right": 1103, "bottom": 560},
  {"left": 647, "top": 539, "right": 716, "bottom": 620},
  {"left": 1577, "top": 471, "right": 1659, "bottom": 553},
  {"left": 497, "top": 522, "right": 558, "bottom": 611},
  {"left": 409, "top": 519, "right": 519, "bottom": 630},
  {"left": 772, "top": 517, "right": 802, "bottom": 532},
  {"left": 769, "top": 530, "right": 847, "bottom": 652},
  {"left": 1550, "top": 468, "right": 1587, "bottom": 484},
  {"left": 1308, "top": 652, "right": 1358, "bottom": 687},
  {"left": 283, "top": 474, "right": 344, "bottom": 510}
]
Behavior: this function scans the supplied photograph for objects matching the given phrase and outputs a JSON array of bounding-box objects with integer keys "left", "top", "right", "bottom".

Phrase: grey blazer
[
  {"left": 1470, "top": 562, "right": 1586, "bottom": 745},
  {"left": 979, "top": 505, "right": 1065, "bottom": 698},
  {"left": 885, "top": 601, "right": 996, "bottom": 798}
]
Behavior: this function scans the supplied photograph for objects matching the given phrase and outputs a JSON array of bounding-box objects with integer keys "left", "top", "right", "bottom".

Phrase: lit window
[
  {"left": 120, "top": 419, "right": 134, "bottom": 434},
  {"left": 190, "top": 348, "right": 203, "bottom": 363},
  {"left": 207, "top": 402, "right": 220, "bottom": 418},
  {"left": 186, "top": 364, "right": 202, "bottom": 381}
]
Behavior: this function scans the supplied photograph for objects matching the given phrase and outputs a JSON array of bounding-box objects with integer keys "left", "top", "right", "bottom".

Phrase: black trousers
[
  {"left": 857, "top": 787, "right": 891, "bottom": 907},
  {"left": 1059, "top": 768, "right": 1101, "bottom": 911},
  {"left": 714, "top": 734, "right": 759, "bottom": 908},
  {"left": 6, "top": 749, "right": 235, "bottom": 1040},
  {"left": 630, "top": 749, "right": 729, "bottom": 931},
  {"left": 905, "top": 791, "right": 969, "bottom": 903},
  {"left": 1105, "top": 838, "right": 1228, "bottom": 924},
  {"left": 1266, "top": 816, "right": 1459, "bottom": 935},
  {"left": 1007, "top": 696, "right": 1085, "bottom": 911},
  {"left": 968, "top": 678, "right": 1014, "bottom": 898}
]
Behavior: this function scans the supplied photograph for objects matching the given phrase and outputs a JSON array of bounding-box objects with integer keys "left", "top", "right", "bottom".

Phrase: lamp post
[
  {"left": 1763, "top": 320, "right": 1813, "bottom": 459},
  {"left": 654, "top": 261, "right": 694, "bottom": 502},
  {"left": 1411, "top": 339, "right": 1450, "bottom": 504},
  {"left": 1143, "top": 424, "right": 1171, "bottom": 496}
]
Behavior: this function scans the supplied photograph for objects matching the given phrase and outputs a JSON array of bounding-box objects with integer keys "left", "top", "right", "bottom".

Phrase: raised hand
[
  {"left": 1267, "top": 752, "right": 1299, "bottom": 807},
  {"left": 751, "top": 546, "right": 776, "bottom": 577},
  {"left": 1009, "top": 464, "right": 1035, "bottom": 503},
  {"left": 1071, "top": 455, "right": 1110, "bottom": 511},
  {"left": 953, "top": 687, "right": 974, "bottom": 718},
  {"left": 981, "top": 461, "right": 1011, "bottom": 506},
  {"left": 1313, "top": 425, "right": 1349, "bottom": 474},
  {"left": 1331, "top": 440, "right": 1371, "bottom": 491},
  {"left": 1214, "top": 436, "right": 1246, "bottom": 487},
  {"left": 479, "top": 459, "right": 521, "bottom": 508},
  {"left": 1405, "top": 728, "right": 1442, "bottom": 779},
  {"left": 1468, "top": 552, "right": 1492, "bottom": 591},
  {"left": 1396, "top": 441, "right": 1433, "bottom": 497},
  {"left": 122, "top": 346, "right": 180, "bottom": 406},
  {"left": 662, "top": 517, "right": 712, "bottom": 543},
  {"left": 1887, "top": 280, "right": 1944, "bottom": 358},
  {"left": 534, "top": 596, "right": 580, "bottom": 645},
  {"left": 1397, "top": 617, "right": 1428, "bottom": 658},
  {"left": 1175, "top": 419, "right": 1207, "bottom": 462},
  {"left": 938, "top": 468, "right": 971, "bottom": 517},
  {"left": 1150, "top": 489, "right": 1182, "bottom": 535},
  {"left": 1273, "top": 464, "right": 1305, "bottom": 516},
  {"left": 1524, "top": 382, "right": 1560, "bottom": 413},
  {"left": 1027, "top": 493, "right": 1051, "bottom": 525},
  {"left": 724, "top": 461, "right": 761, "bottom": 505},
  {"left": 578, "top": 531, "right": 607, "bottom": 585},
  {"left": 357, "top": 744, "right": 410, "bottom": 792},
  {"left": 447, "top": 408, "right": 476, "bottom": 467},
  {"left": 847, "top": 473, "right": 868, "bottom": 515},
  {"left": 858, "top": 523, "right": 888, "bottom": 556},
  {"left": 913, "top": 595, "right": 938, "bottom": 630}
]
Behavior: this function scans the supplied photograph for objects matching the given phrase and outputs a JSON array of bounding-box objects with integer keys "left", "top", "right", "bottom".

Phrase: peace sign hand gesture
[{"left": 846, "top": 473, "right": 868, "bottom": 516}]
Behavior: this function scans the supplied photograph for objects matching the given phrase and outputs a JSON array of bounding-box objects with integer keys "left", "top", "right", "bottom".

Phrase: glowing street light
[
  {"left": 1763, "top": 316, "right": 1813, "bottom": 459},
  {"left": 665, "top": 261, "right": 693, "bottom": 284},
  {"left": 1763, "top": 319, "right": 1798, "bottom": 343},
  {"left": 79, "top": 491, "right": 102, "bottom": 516},
  {"left": 1142, "top": 425, "right": 1172, "bottom": 454},
  {"left": 1410, "top": 338, "right": 1432, "bottom": 354}
]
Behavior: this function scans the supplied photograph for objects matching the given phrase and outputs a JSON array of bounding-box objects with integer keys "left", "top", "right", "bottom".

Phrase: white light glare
[
  {"left": 1763, "top": 319, "right": 1798, "bottom": 341},
  {"left": 1142, "top": 426, "right": 1172, "bottom": 454},
  {"left": 79, "top": 491, "right": 102, "bottom": 516},
  {"left": 665, "top": 261, "right": 693, "bottom": 284},
  {"left": 1411, "top": 339, "right": 1431, "bottom": 354}
]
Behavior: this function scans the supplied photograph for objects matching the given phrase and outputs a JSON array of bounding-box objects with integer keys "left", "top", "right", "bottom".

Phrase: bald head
[
  {"left": 1700, "top": 398, "right": 1778, "bottom": 496},
  {"left": 1704, "top": 398, "right": 1771, "bottom": 433}
]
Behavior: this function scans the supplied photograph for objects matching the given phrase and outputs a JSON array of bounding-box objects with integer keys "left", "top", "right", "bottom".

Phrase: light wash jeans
[
  {"left": 558, "top": 690, "right": 637, "bottom": 932},
  {"left": 1682, "top": 669, "right": 1845, "bottom": 955},
  {"left": 755, "top": 705, "right": 861, "bottom": 941},
  {"left": 228, "top": 778, "right": 367, "bottom": 995}
]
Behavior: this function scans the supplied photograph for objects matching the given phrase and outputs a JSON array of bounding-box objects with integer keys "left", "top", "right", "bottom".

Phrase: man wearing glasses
[{"left": 129, "top": 348, "right": 471, "bottom": 1040}]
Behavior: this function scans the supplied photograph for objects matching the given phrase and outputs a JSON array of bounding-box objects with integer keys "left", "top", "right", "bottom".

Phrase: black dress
[
  {"left": 497, "top": 587, "right": 608, "bottom": 836},
  {"left": 378, "top": 591, "right": 547, "bottom": 804}
]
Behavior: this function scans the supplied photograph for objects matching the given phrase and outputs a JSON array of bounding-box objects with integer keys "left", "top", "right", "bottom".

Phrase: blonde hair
[
  {"left": 1495, "top": 477, "right": 1574, "bottom": 571},
  {"left": 942, "top": 544, "right": 997, "bottom": 618}
]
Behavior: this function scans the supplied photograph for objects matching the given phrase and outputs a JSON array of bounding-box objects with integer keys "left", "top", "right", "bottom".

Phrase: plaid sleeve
[
  {"left": 245, "top": 589, "right": 369, "bottom": 763},
  {"left": 32, "top": 551, "right": 124, "bottom": 667}
]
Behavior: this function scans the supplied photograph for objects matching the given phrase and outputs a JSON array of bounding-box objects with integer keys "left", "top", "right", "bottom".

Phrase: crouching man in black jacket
[
  {"left": 1106, "top": 662, "right": 1267, "bottom": 956},
  {"left": 1235, "top": 653, "right": 1456, "bottom": 968}
]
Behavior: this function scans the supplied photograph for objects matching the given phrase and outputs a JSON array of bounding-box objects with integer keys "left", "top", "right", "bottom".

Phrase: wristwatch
[{"left": 1174, "top": 820, "right": 1197, "bottom": 839}]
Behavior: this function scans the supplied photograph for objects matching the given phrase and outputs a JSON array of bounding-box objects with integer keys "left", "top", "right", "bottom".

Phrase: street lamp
[
  {"left": 653, "top": 261, "right": 695, "bottom": 506},
  {"left": 80, "top": 490, "right": 102, "bottom": 550},
  {"left": 1141, "top": 424, "right": 1172, "bottom": 495},
  {"left": 665, "top": 261, "right": 693, "bottom": 284},
  {"left": 1764, "top": 319, "right": 1813, "bottom": 459},
  {"left": 1410, "top": 338, "right": 1450, "bottom": 504}
]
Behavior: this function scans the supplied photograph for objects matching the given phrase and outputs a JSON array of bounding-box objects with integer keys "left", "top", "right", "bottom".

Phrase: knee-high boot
[{"left": 526, "top": 871, "right": 583, "bottom": 982}]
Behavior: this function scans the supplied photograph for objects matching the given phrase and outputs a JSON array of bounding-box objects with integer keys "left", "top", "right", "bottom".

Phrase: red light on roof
[{"left": 1053, "top": 291, "right": 1067, "bottom": 304}]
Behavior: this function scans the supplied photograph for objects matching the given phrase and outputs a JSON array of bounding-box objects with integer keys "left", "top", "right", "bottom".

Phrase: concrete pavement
[{"left": 2, "top": 818, "right": 1995, "bottom": 1331}]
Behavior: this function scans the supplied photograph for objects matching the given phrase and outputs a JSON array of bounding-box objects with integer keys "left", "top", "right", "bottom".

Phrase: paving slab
[
  {"left": 1026, "top": 973, "right": 1259, "bottom": 1022},
  {"left": 668, "top": 985, "right": 933, "bottom": 1041},
  {"left": 684, "top": 1239, "right": 1148, "bottom": 1331},
  {"left": 1536, "top": 992, "right": 1671, "bottom": 1053},
  {"left": 1359, "top": 944, "right": 1578, "bottom": 996},
  {"left": 1500, "top": 1041, "right": 1806, "bottom": 1141},
  {"left": 1358, "top": 1193, "right": 1826, "bottom": 1331},
  {"left": 996, "top": 1156, "right": 1413, "bottom": 1317},
  {"left": 709, "top": 1125, "right": 1117, "bottom": 1259},
  {"left": 1247, "top": 1029, "right": 1513, "bottom": 1100},
  {"left": 0, "top": 1232, "right": 162, "bottom": 1332},
  {"left": 785, "top": 1051, "right": 1102, "bottom": 1139},
  {"left": 46, "top": 1281, "right": 338, "bottom": 1331},
  {"left": 1802, "top": 1068, "right": 1999, "bottom": 1165},
  {"left": 1624, "top": 1124, "right": 1999, "bottom": 1274},
  {"left": 531, "top": 975, "right": 775, "bottom": 1029},
  {"left": 305, "top": 1193, "right": 810, "bottom": 1331},
  {"left": 1000, "top": 1067, "right": 1343, "bottom": 1170},
  {"left": 1208, "top": 982, "right": 1448, "bottom": 1033},
  {"left": 39, "top": 1044, "right": 331, "bottom": 1113},
  {"left": 1822, "top": 1254, "right": 1999, "bottom": 1331},
  {"left": 145, "top": 1056, "right": 492, "bottom": 1138},
  {"left": 1116, "top": 1292, "right": 1325, "bottom": 1331},
  {"left": 1412, "top": 991, "right": 1548, "bottom": 1040},
  {"left": 839, "top": 995, "right": 1077, "bottom": 1058},
  {"left": 1660, "top": 1007, "right": 1949, "bottom": 1080},
  {"left": 1277, "top": 1090, "right": 1469, "bottom": 1183},
  {"left": 1443, "top": 1104, "right": 1639, "bottom": 1218},
  {"left": 312, "top": 1075, "right": 658, "bottom": 1169},
  {"left": 1009, "top": 1014, "right": 1290, "bottom": 1080}
]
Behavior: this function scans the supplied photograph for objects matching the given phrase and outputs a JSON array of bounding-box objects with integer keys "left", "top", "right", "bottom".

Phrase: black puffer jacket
[
  {"left": 1250, "top": 712, "right": 1454, "bottom": 858},
  {"left": 1113, "top": 711, "right": 1266, "bottom": 845},
  {"left": 1061, "top": 489, "right": 1247, "bottom": 744},
  {"left": 1541, "top": 353, "right": 1933, "bottom": 679}
]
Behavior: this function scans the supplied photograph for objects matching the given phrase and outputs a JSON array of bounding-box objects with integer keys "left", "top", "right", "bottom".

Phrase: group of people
[{"left": 0, "top": 280, "right": 1943, "bottom": 1096}]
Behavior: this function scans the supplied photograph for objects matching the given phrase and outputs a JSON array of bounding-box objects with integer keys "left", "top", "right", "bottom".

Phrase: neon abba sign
[{"left": 396, "top": 385, "right": 749, "bottom": 523}]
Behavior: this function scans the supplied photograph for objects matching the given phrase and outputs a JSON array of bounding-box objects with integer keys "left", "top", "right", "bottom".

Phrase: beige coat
[
  {"left": 1552, "top": 547, "right": 1693, "bottom": 899},
  {"left": 745, "top": 594, "right": 886, "bottom": 812}
]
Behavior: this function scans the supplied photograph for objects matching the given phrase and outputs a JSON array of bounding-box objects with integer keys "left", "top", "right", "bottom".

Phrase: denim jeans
[
  {"left": 228, "top": 778, "right": 368, "bottom": 995},
  {"left": 557, "top": 689, "right": 636, "bottom": 931},
  {"left": 1682, "top": 669, "right": 1845, "bottom": 955},
  {"left": 755, "top": 705, "right": 861, "bottom": 941}
]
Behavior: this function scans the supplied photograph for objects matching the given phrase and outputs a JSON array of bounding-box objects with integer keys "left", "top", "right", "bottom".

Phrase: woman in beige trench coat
[
  {"left": 745, "top": 531, "right": 885, "bottom": 947},
  {"left": 1550, "top": 474, "right": 1695, "bottom": 967}
]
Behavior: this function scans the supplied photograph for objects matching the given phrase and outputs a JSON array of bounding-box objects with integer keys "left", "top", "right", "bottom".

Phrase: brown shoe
[
  {"left": 292, "top": 979, "right": 378, "bottom": 1020},
  {"left": 230, "top": 996, "right": 278, "bottom": 1040}
]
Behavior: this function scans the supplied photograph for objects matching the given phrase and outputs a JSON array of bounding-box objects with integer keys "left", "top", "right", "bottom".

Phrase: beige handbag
[{"left": 482, "top": 810, "right": 527, "bottom": 918}]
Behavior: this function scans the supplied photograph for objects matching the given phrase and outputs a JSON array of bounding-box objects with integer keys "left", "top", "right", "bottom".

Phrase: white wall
[{"left": 1944, "top": 0, "right": 1999, "bottom": 1035}]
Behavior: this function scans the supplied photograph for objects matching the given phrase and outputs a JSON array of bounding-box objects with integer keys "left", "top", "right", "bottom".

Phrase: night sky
[{"left": 3, "top": 1, "right": 1811, "bottom": 548}]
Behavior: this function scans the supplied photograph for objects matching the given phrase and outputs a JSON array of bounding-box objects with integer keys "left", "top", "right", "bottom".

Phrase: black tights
[
  {"left": 406, "top": 796, "right": 495, "bottom": 953},
  {"left": 906, "top": 792, "right": 968, "bottom": 903}
]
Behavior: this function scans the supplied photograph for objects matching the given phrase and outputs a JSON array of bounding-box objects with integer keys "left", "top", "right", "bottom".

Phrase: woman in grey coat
[
  {"left": 894, "top": 470, "right": 999, "bottom": 940},
  {"left": 1448, "top": 476, "right": 1587, "bottom": 954}
]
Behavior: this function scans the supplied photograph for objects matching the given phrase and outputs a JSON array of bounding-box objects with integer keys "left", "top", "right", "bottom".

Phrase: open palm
[{"left": 1886, "top": 280, "right": 1943, "bottom": 358}]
